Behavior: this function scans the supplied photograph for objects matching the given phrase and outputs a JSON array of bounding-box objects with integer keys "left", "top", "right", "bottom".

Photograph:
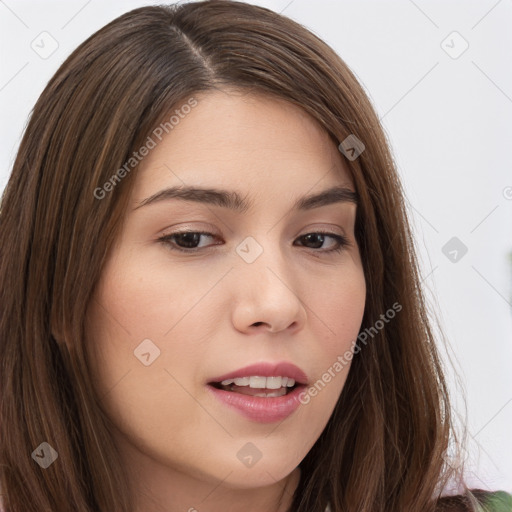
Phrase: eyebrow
[{"left": 134, "top": 184, "right": 358, "bottom": 213}]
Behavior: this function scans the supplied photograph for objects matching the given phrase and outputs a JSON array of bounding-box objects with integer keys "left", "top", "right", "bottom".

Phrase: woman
[{"left": 0, "top": 1, "right": 510, "bottom": 511}]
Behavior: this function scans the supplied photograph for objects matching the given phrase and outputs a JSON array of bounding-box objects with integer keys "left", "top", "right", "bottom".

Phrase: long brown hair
[{"left": 0, "top": 1, "right": 482, "bottom": 510}]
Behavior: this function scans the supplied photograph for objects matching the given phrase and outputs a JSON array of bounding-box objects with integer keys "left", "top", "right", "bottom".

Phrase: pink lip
[
  {"left": 206, "top": 361, "right": 309, "bottom": 423},
  {"left": 208, "top": 361, "right": 309, "bottom": 385},
  {"left": 206, "top": 383, "right": 307, "bottom": 423}
]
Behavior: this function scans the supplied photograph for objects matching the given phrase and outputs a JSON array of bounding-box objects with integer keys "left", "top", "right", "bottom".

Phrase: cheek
[
  {"left": 84, "top": 255, "right": 220, "bottom": 467},
  {"left": 84, "top": 246, "right": 229, "bottom": 412},
  {"left": 308, "top": 261, "right": 366, "bottom": 351},
  {"left": 290, "top": 260, "right": 365, "bottom": 424},
  {"left": 88, "top": 247, "right": 220, "bottom": 343}
]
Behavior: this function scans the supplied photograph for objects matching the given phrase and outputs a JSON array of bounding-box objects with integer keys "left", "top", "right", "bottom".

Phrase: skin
[{"left": 85, "top": 89, "right": 366, "bottom": 512}]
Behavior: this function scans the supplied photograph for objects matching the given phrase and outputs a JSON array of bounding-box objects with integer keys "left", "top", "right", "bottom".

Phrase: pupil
[
  {"left": 177, "top": 232, "right": 200, "bottom": 248},
  {"left": 303, "top": 233, "right": 323, "bottom": 248}
]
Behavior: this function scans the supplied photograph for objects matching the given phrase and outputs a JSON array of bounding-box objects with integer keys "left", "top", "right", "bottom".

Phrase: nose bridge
[
  {"left": 235, "top": 231, "right": 288, "bottom": 288},
  {"left": 231, "top": 231, "right": 306, "bottom": 333}
]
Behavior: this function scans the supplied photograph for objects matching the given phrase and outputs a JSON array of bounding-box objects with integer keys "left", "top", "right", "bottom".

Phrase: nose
[{"left": 230, "top": 243, "right": 307, "bottom": 335}]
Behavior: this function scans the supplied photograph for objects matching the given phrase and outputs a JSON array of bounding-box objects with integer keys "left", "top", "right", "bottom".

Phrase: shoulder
[{"left": 436, "top": 490, "right": 512, "bottom": 511}]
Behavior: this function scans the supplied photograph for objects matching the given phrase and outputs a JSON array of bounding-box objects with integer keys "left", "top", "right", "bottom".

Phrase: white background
[{"left": 1, "top": 0, "right": 511, "bottom": 493}]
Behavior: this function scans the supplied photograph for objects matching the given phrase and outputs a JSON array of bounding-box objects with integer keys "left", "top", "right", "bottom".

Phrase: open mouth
[
  {"left": 208, "top": 379, "right": 300, "bottom": 398},
  {"left": 205, "top": 373, "right": 308, "bottom": 422}
]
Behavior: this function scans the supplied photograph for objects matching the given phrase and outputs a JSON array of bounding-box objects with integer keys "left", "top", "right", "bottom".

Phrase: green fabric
[{"left": 479, "top": 491, "right": 512, "bottom": 511}]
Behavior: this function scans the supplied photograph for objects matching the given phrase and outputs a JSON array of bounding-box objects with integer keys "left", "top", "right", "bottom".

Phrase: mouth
[
  {"left": 205, "top": 371, "right": 309, "bottom": 423},
  {"left": 206, "top": 361, "right": 309, "bottom": 400},
  {"left": 208, "top": 377, "right": 300, "bottom": 398}
]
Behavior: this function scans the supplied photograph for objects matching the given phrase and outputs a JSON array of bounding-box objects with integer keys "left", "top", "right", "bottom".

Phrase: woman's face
[{"left": 85, "top": 89, "right": 366, "bottom": 500}]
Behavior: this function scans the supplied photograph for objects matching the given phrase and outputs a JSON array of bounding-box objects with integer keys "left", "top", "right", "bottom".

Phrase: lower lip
[{"left": 206, "top": 384, "right": 307, "bottom": 423}]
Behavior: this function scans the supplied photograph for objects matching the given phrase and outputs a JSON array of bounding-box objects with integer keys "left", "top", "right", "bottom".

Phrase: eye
[
  {"left": 158, "top": 231, "right": 220, "bottom": 253},
  {"left": 157, "top": 230, "right": 350, "bottom": 254},
  {"left": 293, "top": 231, "right": 350, "bottom": 253}
]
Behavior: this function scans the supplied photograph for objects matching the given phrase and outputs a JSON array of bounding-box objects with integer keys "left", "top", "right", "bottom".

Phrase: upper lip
[{"left": 208, "top": 361, "right": 309, "bottom": 385}]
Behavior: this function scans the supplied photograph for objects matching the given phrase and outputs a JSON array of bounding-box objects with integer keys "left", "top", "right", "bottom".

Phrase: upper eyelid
[
  {"left": 161, "top": 227, "right": 347, "bottom": 238},
  {"left": 161, "top": 219, "right": 350, "bottom": 235},
  {"left": 159, "top": 229, "right": 351, "bottom": 247}
]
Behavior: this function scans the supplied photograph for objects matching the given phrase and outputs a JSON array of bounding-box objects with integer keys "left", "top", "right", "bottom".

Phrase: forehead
[{"left": 132, "top": 89, "right": 354, "bottom": 205}]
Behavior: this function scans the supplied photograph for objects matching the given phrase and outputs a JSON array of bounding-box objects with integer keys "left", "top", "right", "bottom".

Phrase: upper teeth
[{"left": 220, "top": 376, "right": 296, "bottom": 389}]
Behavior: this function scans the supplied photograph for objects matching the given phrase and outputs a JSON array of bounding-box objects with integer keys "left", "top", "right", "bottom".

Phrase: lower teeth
[{"left": 253, "top": 388, "right": 287, "bottom": 398}]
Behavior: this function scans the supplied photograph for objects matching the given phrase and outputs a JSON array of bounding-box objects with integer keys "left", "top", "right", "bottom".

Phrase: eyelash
[{"left": 157, "top": 229, "right": 351, "bottom": 255}]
